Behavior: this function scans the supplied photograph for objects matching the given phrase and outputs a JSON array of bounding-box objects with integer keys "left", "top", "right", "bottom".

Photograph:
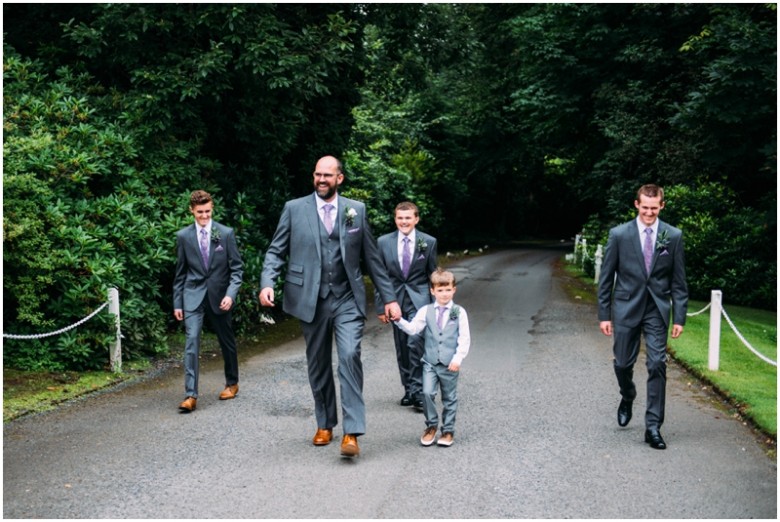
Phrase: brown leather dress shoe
[
  {"left": 312, "top": 428, "right": 333, "bottom": 446},
  {"left": 179, "top": 397, "right": 197, "bottom": 412},
  {"left": 219, "top": 384, "right": 239, "bottom": 400},
  {"left": 340, "top": 434, "right": 360, "bottom": 457}
]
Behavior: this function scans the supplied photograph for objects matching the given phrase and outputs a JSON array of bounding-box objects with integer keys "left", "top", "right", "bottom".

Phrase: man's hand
[
  {"left": 599, "top": 320, "right": 613, "bottom": 336},
  {"left": 259, "top": 287, "right": 275, "bottom": 307},
  {"left": 384, "top": 301, "right": 401, "bottom": 321},
  {"left": 671, "top": 324, "right": 684, "bottom": 339},
  {"left": 174, "top": 309, "right": 184, "bottom": 321},
  {"left": 219, "top": 296, "right": 234, "bottom": 311}
]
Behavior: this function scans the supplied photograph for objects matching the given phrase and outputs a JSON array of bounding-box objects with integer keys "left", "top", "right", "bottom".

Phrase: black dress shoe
[
  {"left": 400, "top": 393, "right": 412, "bottom": 407},
  {"left": 644, "top": 429, "right": 667, "bottom": 450},
  {"left": 617, "top": 399, "right": 633, "bottom": 427},
  {"left": 413, "top": 397, "right": 424, "bottom": 411}
]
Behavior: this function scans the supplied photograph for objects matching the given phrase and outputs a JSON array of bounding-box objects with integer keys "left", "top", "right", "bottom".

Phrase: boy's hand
[
  {"left": 377, "top": 314, "right": 389, "bottom": 324},
  {"left": 448, "top": 362, "right": 460, "bottom": 372}
]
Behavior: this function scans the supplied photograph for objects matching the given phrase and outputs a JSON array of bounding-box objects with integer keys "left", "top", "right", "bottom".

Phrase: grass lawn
[{"left": 669, "top": 299, "right": 777, "bottom": 437}]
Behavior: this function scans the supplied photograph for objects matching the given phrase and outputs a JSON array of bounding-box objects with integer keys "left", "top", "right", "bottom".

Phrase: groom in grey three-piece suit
[
  {"left": 259, "top": 156, "right": 401, "bottom": 458},
  {"left": 598, "top": 184, "right": 688, "bottom": 450}
]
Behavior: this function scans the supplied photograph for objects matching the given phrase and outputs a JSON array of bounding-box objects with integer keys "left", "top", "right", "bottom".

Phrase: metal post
[
  {"left": 594, "top": 244, "right": 603, "bottom": 284},
  {"left": 108, "top": 287, "right": 122, "bottom": 373},
  {"left": 708, "top": 290, "right": 722, "bottom": 371}
]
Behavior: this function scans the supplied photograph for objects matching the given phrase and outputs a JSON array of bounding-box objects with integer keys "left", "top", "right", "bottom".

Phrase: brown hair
[
  {"left": 636, "top": 184, "right": 664, "bottom": 202},
  {"left": 189, "top": 190, "right": 213, "bottom": 208},
  {"left": 430, "top": 267, "right": 456, "bottom": 288},
  {"left": 395, "top": 201, "right": 419, "bottom": 216}
]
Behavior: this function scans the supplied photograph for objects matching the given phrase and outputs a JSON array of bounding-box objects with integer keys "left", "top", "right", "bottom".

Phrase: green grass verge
[{"left": 669, "top": 300, "right": 776, "bottom": 437}]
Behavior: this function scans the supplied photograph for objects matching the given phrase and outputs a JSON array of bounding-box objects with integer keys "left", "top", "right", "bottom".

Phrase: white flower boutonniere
[
  {"left": 345, "top": 206, "right": 358, "bottom": 227},
  {"left": 416, "top": 238, "right": 428, "bottom": 253},
  {"left": 655, "top": 229, "right": 670, "bottom": 252}
]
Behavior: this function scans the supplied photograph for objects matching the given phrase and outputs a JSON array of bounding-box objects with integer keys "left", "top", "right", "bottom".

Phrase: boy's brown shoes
[
  {"left": 179, "top": 397, "right": 197, "bottom": 412},
  {"left": 313, "top": 428, "right": 333, "bottom": 446},
  {"left": 340, "top": 434, "right": 360, "bottom": 457},
  {"left": 219, "top": 384, "right": 239, "bottom": 400},
  {"left": 420, "top": 426, "right": 437, "bottom": 446},
  {"left": 437, "top": 432, "right": 454, "bottom": 447}
]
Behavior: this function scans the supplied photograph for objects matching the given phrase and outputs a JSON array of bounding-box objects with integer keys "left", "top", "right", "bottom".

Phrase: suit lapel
[{"left": 306, "top": 195, "right": 322, "bottom": 261}]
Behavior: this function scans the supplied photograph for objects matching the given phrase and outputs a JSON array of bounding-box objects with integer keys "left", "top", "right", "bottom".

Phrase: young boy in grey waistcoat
[{"left": 394, "top": 268, "right": 471, "bottom": 447}]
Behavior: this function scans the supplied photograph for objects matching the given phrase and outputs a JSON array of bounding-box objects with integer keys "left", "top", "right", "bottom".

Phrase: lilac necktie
[
  {"left": 322, "top": 204, "right": 334, "bottom": 235},
  {"left": 436, "top": 306, "right": 446, "bottom": 330},
  {"left": 643, "top": 228, "right": 653, "bottom": 274},
  {"left": 200, "top": 228, "right": 209, "bottom": 268},
  {"left": 402, "top": 236, "right": 411, "bottom": 277}
]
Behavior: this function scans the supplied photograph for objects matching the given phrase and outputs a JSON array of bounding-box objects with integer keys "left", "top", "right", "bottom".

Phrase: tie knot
[
  {"left": 323, "top": 204, "right": 333, "bottom": 213},
  {"left": 201, "top": 228, "right": 207, "bottom": 237},
  {"left": 645, "top": 228, "right": 652, "bottom": 235},
  {"left": 403, "top": 236, "right": 410, "bottom": 244}
]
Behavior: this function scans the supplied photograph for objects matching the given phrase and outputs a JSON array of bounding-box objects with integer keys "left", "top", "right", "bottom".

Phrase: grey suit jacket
[
  {"left": 598, "top": 219, "right": 688, "bottom": 328},
  {"left": 261, "top": 193, "right": 397, "bottom": 323},
  {"left": 374, "top": 230, "right": 438, "bottom": 315},
  {"left": 173, "top": 221, "right": 244, "bottom": 314}
]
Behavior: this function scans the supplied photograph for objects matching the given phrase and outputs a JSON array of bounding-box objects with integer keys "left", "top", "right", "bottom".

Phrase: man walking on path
[
  {"left": 598, "top": 184, "right": 688, "bottom": 450},
  {"left": 259, "top": 155, "right": 401, "bottom": 458},
  {"left": 173, "top": 190, "right": 244, "bottom": 412}
]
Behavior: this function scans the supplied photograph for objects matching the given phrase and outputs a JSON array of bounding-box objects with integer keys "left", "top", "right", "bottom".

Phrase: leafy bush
[{"left": 3, "top": 46, "right": 203, "bottom": 370}]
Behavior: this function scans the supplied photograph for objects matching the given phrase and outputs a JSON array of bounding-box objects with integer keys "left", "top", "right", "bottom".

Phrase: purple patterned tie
[
  {"left": 402, "top": 236, "right": 411, "bottom": 277},
  {"left": 322, "top": 204, "right": 334, "bottom": 235},
  {"left": 643, "top": 228, "right": 653, "bottom": 274},
  {"left": 200, "top": 228, "right": 209, "bottom": 268},
  {"left": 437, "top": 306, "right": 446, "bottom": 330}
]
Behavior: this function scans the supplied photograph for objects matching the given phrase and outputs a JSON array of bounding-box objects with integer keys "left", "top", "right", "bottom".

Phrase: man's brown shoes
[
  {"left": 340, "top": 434, "right": 360, "bottom": 457},
  {"left": 313, "top": 428, "right": 333, "bottom": 446},
  {"left": 179, "top": 397, "right": 197, "bottom": 412},
  {"left": 219, "top": 384, "right": 239, "bottom": 400}
]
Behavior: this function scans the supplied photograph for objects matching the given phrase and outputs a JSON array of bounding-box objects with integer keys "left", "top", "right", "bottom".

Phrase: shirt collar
[
  {"left": 197, "top": 221, "right": 212, "bottom": 234},
  {"left": 636, "top": 217, "right": 658, "bottom": 236},
  {"left": 316, "top": 194, "right": 339, "bottom": 213},
  {"left": 399, "top": 229, "right": 416, "bottom": 246}
]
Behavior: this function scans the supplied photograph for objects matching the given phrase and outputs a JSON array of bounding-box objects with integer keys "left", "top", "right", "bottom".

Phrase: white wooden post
[
  {"left": 708, "top": 290, "right": 722, "bottom": 371},
  {"left": 574, "top": 234, "right": 582, "bottom": 264},
  {"left": 108, "top": 287, "right": 122, "bottom": 373},
  {"left": 594, "top": 244, "right": 603, "bottom": 284},
  {"left": 580, "top": 238, "right": 588, "bottom": 270}
]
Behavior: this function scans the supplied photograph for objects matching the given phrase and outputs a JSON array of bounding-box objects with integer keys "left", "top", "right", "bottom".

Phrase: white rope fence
[
  {"left": 2, "top": 288, "right": 123, "bottom": 372},
  {"left": 3, "top": 302, "right": 109, "bottom": 340},
  {"left": 687, "top": 290, "right": 776, "bottom": 370}
]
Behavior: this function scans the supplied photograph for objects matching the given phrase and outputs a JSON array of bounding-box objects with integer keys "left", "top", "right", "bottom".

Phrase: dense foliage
[{"left": 3, "top": 4, "right": 775, "bottom": 370}]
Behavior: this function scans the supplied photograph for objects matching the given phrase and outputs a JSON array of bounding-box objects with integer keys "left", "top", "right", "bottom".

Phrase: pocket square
[
  {"left": 659, "top": 249, "right": 669, "bottom": 256},
  {"left": 347, "top": 227, "right": 360, "bottom": 234},
  {"left": 417, "top": 254, "right": 425, "bottom": 260},
  {"left": 215, "top": 245, "right": 224, "bottom": 252}
]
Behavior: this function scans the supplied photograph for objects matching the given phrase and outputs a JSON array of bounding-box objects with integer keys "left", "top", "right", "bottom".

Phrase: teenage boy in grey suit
[
  {"left": 375, "top": 202, "right": 438, "bottom": 410},
  {"left": 173, "top": 190, "right": 244, "bottom": 412},
  {"left": 259, "top": 155, "right": 401, "bottom": 458},
  {"left": 598, "top": 184, "right": 688, "bottom": 450}
]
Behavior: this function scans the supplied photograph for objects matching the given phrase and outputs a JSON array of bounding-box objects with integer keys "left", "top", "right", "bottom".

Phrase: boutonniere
[
  {"left": 211, "top": 228, "right": 221, "bottom": 244},
  {"left": 345, "top": 206, "right": 358, "bottom": 227},
  {"left": 655, "top": 229, "right": 670, "bottom": 251},
  {"left": 416, "top": 238, "right": 428, "bottom": 253},
  {"left": 449, "top": 305, "right": 460, "bottom": 321}
]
